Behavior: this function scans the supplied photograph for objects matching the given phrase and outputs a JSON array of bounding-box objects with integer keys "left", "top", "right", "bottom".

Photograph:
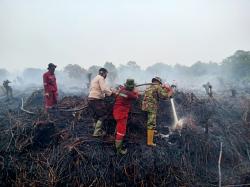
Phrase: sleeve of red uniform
[
  {"left": 55, "top": 84, "right": 58, "bottom": 97},
  {"left": 55, "top": 82, "right": 58, "bottom": 94},
  {"left": 43, "top": 73, "right": 49, "bottom": 93},
  {"left": 54, "top": 77, "right": 58, "bottom": 94},
  {"left": 127, "top": 91, "right": 139, "bottom": 99}
]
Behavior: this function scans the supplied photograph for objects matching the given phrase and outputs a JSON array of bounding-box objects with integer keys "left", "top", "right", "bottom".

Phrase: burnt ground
[{"left": 0, "top": 90, "right": 250, "bottom": 186}]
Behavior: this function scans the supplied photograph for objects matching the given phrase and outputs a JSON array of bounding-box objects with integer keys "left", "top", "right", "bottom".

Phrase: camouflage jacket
[{"left": 142, "top": 84, "right": 169, "bottom": 111}]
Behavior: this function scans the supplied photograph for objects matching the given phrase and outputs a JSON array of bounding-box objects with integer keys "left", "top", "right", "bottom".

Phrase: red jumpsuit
[
  {"left": 43, "top": 71, "right": 58, "bottom": 111},
  {"left": 113, "top": 87, "right": 139, "bottom": 141}
]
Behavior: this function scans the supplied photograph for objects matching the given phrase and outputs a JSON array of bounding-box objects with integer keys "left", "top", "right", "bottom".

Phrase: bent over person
[
  {"left": 142, "top": 77, "right": 173, "bottom": 146},
  {"left": 88, "top": 68, "right": 115, "bottom": 137},
  {"left": 43, "top": 63, "right": 58, "bottom": 112},
  {"left": 113, "top": 79, "right": 139, "bottom": 154}
]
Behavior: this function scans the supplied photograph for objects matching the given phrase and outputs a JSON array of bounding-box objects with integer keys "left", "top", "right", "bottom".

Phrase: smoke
[
  {"left": 1, "top": 50, "right": 249, "bottom": 97},
  {"left": 0, "top": 68, "right": 89, "bottom": 96}
]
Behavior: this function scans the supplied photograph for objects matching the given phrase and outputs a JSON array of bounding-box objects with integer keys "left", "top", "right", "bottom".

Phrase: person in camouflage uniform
[{"left": 142, "top": 77, "right": 173, "bottom": 146}]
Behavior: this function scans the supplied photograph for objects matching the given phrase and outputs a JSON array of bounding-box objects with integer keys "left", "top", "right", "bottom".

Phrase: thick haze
[{"left": 0, "top": 0, "right": 250, "bottom": 70}]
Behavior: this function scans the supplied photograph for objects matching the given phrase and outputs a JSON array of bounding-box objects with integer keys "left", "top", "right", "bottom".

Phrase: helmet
[
  {"left": 124, "top": 79, "right": 136, "bottom": 90},
  {"left": 151, "top": 77, "right": 162, "bottom": 84}
]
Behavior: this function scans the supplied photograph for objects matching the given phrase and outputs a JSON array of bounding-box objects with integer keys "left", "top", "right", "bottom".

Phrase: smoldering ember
[{"left": 0, "top": 51, "right": 250, "bottom": 187}]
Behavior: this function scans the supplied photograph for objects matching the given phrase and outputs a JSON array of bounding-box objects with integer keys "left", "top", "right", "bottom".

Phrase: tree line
[{"left": 0, "top": 50, "right": 249, "bottom": 89}]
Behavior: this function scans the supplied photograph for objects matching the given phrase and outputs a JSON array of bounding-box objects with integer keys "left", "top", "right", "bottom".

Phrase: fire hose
[
  {"left": 135, "top": 83, "right": 158, "bottom": 87},
  {"left": 20, "top": 83, "right": 176, "bottom": 115},
  {"left": 21, "top": 98, "right": 35, "bottom": 115}
]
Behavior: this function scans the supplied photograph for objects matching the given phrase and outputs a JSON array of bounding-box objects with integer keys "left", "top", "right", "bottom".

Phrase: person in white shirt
[{"left": 88, "top": 68, "right": 116, "bottom": 137}]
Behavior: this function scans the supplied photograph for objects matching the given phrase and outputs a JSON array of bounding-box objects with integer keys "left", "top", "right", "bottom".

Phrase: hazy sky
[{"left": 0, "top": 0, "right": 250, "bottom": 70}]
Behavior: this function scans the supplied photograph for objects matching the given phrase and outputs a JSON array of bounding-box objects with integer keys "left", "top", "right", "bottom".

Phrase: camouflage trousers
[{"left": 146, "top": 111, "right": 157, "bottom": 130}]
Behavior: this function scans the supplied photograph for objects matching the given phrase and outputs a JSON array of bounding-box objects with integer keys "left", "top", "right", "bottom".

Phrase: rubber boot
[
  {"left": 147, "top": 129, "right": 156, "bottom": 146},
  {"left": 115, "top": 140, "right": 127, "bottom": 155},
  {"left": 93, "top": 120, "right": 106, "bottom": 137}
]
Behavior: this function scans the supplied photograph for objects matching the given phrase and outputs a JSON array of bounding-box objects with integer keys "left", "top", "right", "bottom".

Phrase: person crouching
[{"left": 113, "top": 79, "right": 139, "bottom": 155}]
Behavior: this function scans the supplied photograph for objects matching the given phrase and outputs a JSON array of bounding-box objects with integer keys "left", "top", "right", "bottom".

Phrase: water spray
[
  {"left": 170, "top": 98, "right": 178, "bottom": 127},
  {"left": 170, "top": 97, "right": 183, "bottom": 130}
]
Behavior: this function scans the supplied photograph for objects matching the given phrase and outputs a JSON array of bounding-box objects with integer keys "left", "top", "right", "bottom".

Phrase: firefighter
[
  {"left": 142, "top": 77, "right": 173, "bottom": 146},
  {"left": 113, "top": 79, "right": 139, "bottom": 154},
  {"left": 3, "top": 80, "right": 13, "bottom": 99},
  {"left": 43, "top": 63, "right": 58, "bottom": 112},
  {"left": 88, "top": 68, "right": 116, "bottom": 137}
]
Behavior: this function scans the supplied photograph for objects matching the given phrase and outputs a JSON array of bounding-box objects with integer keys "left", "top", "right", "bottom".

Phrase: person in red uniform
[
  {"left": 43, "top": 63, "right": 58, "bottom": 112},
  {"left": 113, "top": 79, "right": 139, "bottom": 154}
]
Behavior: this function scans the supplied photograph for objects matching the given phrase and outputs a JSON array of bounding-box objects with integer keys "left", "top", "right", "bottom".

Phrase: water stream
[{"left": 170, "top": 98, "right": 179, "bottom": 129}]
